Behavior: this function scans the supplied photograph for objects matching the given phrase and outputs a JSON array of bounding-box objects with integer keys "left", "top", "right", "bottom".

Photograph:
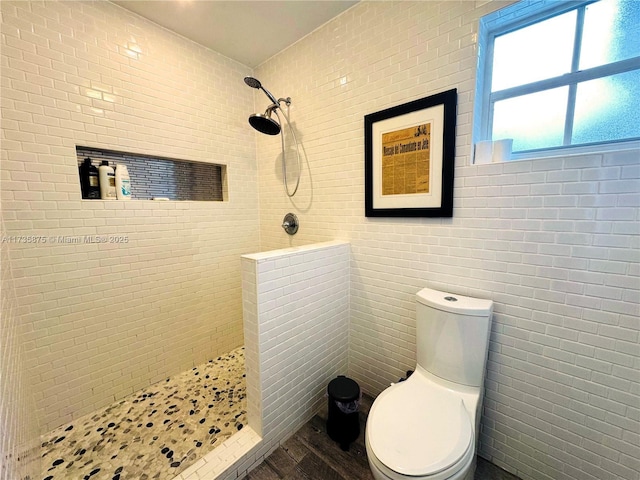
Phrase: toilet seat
[{"left": 367, "top": 376, "right": 473, "bottom": 477}]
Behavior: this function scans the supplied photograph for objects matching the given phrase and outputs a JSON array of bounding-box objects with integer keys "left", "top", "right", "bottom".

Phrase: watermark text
[{"left": 1, "top": 235, "right": 129, "bottom": 245}]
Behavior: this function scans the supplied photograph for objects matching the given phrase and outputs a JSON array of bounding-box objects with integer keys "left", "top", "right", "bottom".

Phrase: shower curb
[{"left": 173, "top": 426, "right": 261, "bottom": 480}]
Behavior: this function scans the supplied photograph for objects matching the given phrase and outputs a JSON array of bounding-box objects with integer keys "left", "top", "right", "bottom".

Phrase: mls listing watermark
[{"left": 1, "top": 235, "right": 129, "bottom": 245}]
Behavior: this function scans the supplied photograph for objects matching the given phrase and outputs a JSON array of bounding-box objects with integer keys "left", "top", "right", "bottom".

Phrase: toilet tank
[{"left": 416, "top": 288, "right": 493, "bottom": 387}]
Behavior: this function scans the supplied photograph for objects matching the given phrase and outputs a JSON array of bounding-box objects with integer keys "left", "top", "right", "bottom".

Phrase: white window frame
[{"left": 473, "top": 0, "right": 640, "bottom": 162}]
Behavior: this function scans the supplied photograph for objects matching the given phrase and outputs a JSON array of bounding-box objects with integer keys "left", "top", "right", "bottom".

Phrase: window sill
[{"left": 508, "top": 139, "right": 640, "bottom": 162}]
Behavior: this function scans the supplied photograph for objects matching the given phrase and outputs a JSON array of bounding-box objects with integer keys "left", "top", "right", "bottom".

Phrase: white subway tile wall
[
  {"left": 0, "top": 223, "right": 41, "bottom": 480},
  {"left": 233, "top": 241, "right": 350, "bottom": 478},
  {"left": 240, "top": 251, "right": 262, "bottom": 438},
  {"left": 251, "top": 241, "right": 350, "bottom": 441},
  {"left": 2, "top": 1, "right": 639, "bottom": 480},
  {"left": 254, "top": 2, "right": 640, "bottom": 480},
  {"left": 0, "top": 0, "right": 259, "bottom": 438}
]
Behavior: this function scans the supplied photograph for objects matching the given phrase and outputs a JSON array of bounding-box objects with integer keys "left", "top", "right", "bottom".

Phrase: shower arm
[
  {"left": 264, "top": 97, "right": 291, "bottom": 115},
  {"left": 265, "top": 98, "right": 291, "bottom": 112}
]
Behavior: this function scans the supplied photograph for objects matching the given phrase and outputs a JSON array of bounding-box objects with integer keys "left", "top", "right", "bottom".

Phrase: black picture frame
[{"left": 364, "top": 89, "right": 457, "bottom": 217}]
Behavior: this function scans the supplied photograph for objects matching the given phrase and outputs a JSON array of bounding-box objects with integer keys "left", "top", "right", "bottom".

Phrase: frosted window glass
[
  {"left": 573, "top": 70, "right": 640, "bottom": 144},
  {"left": 493, "top": 88, "right": 568, "bottom": 151},
  {"left": 492, "top": 11, "right": 575, "bottom": 91},
  {"left": 580, "top": 0, "right": 640, "bottom": 69}
]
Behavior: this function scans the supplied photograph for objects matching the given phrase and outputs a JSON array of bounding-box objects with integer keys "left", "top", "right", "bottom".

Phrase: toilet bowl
[
  {"left": 365, "top": 368, "right": 479, "bottom": 480},
  {"left": 365, "top": 288, "right": 493, "bottom": 480}
]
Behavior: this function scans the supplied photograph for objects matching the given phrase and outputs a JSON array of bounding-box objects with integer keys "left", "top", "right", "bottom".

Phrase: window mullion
[
  {"left": 490, "top": 56, "right": 640, "bottom": 103},
  {"left": 564, "top": 6, "right": 586, "bottom": 145},
  {"left": 481, "top": 30, "right": 497, "bottom": 141}
]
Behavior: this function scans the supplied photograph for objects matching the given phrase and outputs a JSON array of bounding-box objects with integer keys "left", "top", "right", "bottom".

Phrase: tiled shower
[{"left": 1, "top": 2, "right": 638, "bottom": 480}]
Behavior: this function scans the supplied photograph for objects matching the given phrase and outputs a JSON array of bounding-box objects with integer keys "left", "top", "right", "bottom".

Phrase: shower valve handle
[{"left": 281, "top": 213, "right": 299, "bottom": 235}]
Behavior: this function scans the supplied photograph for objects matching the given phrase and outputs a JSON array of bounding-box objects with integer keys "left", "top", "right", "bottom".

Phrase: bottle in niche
[
  {"left": 79, "top": 157, "right": 100, "bottom": 199},
  {"left": 115, "top": 164, "right": 132, "bottom": 200},
  {"left": 98, "top": 160, "right": 117, "bottom": 200}
]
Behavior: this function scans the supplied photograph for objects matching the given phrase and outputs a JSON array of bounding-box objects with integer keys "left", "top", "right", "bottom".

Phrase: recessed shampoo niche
[{"left": 76, "top": 146, "right": 226, "bottom": 201}]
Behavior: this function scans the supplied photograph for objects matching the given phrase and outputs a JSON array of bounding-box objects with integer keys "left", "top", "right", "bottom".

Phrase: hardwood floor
[{"left": 244, "top": 394, "right": 520, "bottom": 480}]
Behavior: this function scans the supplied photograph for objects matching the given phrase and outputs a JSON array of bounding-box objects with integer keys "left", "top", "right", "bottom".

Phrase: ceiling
[{"left": 113, "top": 1, "right": 359, "bottom": 68}]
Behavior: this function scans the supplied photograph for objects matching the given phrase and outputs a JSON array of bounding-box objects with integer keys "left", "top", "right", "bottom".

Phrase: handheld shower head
[
  {"left": 243, "top": 76, "right": 279, "bottom": 106},
  {"left": 244, "top": 76, "right": 262, "bottom": 89}
]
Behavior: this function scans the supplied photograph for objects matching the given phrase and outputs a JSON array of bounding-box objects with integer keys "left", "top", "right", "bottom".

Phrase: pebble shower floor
[{"left": 40, "top": 346, "right": 247, "bottom": 480}]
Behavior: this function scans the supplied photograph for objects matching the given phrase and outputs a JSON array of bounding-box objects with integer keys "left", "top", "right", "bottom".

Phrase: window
[{"left": 475, "top": 0, "right": 640, "bottom": 159}]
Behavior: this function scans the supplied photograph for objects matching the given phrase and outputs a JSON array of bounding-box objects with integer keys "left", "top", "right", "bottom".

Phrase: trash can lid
[{"left": 328, "top": 376, "right": 360, "bottom": 402}]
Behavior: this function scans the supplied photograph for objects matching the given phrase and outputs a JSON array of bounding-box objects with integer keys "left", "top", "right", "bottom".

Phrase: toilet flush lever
[{"left": 282, "top": 213, "right": 299, "bottom": 235}]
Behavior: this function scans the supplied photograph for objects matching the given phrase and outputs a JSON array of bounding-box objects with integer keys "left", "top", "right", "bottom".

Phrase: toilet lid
[{"left": 367, "top": 379, "right": 472, "bottom": 476}]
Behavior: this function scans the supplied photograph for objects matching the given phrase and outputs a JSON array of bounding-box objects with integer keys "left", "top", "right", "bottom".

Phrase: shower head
[
  {"left": 249, "top": 104, "right": 281, "bottom": 135},
  {"left": 244, "top": 76, "right": 279, "bottom": 106},
  {"left": 243, "top": 77, "right": 301, "bottom": 197},
  {"left": 244, "top": 76, "right": 262, "bottom": 89},
  {"left": 249, "top": 114, "right": 280, "bottom": 135}
]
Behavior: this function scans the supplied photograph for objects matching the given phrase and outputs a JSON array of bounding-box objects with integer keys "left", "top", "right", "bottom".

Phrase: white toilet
[{"left": 365, "top": 287, "right": 493, "bottom": 480}]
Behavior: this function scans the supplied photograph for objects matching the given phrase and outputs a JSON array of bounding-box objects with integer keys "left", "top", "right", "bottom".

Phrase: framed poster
[{"left": 364, "top": 89, "right": 457, "bottom": 217}]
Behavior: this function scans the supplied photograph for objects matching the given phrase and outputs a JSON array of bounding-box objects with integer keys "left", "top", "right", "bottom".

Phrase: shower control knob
[{"left": 282, "top": 213, "right": 299, "bottom": 235}]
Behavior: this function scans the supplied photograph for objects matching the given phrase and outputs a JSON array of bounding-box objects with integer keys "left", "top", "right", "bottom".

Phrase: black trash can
[{"left": 326, "top": 375, "right": 360, "bottom": 451}]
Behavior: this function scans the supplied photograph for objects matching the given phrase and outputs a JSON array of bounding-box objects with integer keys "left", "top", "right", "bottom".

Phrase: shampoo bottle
[
  {"left": 98, "top": 160, "right": 117, "bottom": 200},
  {"left": 79, "top": 157, "right": 100, "bottom": 199},
  {"left": 115, "top": 164, "right": 132, "bottom": 200}
]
